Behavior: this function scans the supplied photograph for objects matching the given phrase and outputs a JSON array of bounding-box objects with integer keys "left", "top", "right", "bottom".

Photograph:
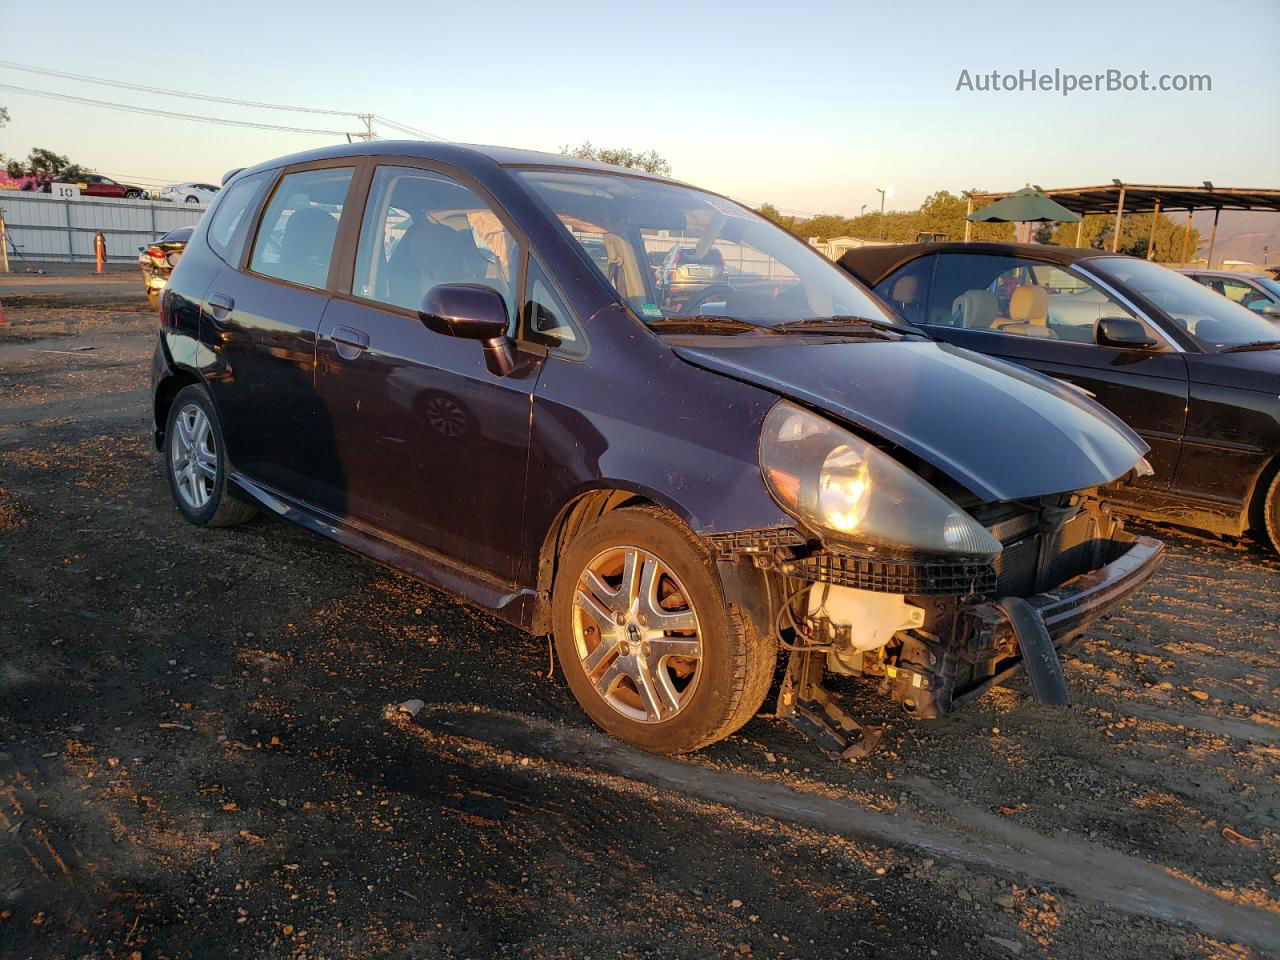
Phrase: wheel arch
[
  {"left": 153, "top": 369, "right": 202, "bottom": 450},
  {"left": 528, "top": 483, "right": 698, "bottom": 633},
  {"left": 1246, "top": 447, "right": 1280, "bottom": 534}
]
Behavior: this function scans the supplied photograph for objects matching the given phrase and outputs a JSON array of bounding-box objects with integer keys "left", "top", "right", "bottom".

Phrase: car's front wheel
[
  {"left": 1263, "top": 470, "right": 1280, "bottom": 556},
  {"left": 164, "top": 384, "right": 257, "bottom": 527},
  {"left": 552, "top": 505, "right": 775, "bottom": 754},
  {"left": 125, "top": 189, "right": 142, "bottom": 199}
]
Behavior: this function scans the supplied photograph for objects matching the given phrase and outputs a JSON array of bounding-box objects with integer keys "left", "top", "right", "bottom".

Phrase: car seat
[
  {"left": 386, "top": 219, "right": 491, "bottom": 312},
  {"left": 951, "top": 289, "right": 998, "bottom": 329},
  {"left": 994, "top": 286, "right": 1057, "bottom": 338},
  {"left": 276, "top": 207, "right": 339, "bottom": 289}
]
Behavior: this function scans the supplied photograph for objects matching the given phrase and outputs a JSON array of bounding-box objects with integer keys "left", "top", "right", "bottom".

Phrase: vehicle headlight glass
[{"left": 760, "top": 400, "right": 1001, "bottom": 559}]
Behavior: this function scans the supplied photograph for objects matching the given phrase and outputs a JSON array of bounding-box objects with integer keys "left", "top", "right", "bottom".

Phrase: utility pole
[{"left": 352, "top": 114, "right": 375, "bottom": 141}]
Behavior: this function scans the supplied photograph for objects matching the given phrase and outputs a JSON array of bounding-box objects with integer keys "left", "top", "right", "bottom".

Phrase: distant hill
[{"left": 1188, "top": 210, "right": 1280, "bottom": 265}]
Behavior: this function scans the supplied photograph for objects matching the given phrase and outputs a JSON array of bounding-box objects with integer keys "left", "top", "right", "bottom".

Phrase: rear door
[
  {"left": 886, "top": 251, "right": 1189, "bottom": 489},
  {"left": 313, "top": 160, "right": 542, "bottom": 581},
  {"left": 200, "top": 162, "right": 357, "bottom": 502}
]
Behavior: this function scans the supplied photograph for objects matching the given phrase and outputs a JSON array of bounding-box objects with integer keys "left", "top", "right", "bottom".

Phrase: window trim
[{"left": 241, "top": 159, "right": 361, "bottom": 295}]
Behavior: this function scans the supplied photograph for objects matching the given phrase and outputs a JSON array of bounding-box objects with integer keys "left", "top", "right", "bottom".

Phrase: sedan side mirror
[
  {"left": 419, "top": 283, "right": 516, "bottom": 376},
  {"left": 1259, "top": 304, "right": 1280, "bottom": 319},
  {"left": 1095, "top": 316, "right": 1158, "bottom": 350}
]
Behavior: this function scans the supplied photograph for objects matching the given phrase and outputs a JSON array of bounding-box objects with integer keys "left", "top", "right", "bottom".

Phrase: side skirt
[
  {"left": 1106, "top": 485, "right": 1248, "bottom": 538},
  {"left": 230, "top": 472, "right": 546, "bottom": 633}
]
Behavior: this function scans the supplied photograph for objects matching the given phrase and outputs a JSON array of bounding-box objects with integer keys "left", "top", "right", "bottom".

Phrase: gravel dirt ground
[{"left": 1, "top": 280, "right": 1278, "bottom": 960}]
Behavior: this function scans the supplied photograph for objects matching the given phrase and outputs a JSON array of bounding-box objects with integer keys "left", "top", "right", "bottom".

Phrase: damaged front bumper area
[{"left": 711, "top": 495, "right": 1165, "bottom": 757}]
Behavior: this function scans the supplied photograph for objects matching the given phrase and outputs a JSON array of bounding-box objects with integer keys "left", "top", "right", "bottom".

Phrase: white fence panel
[{"left": 0, "top": 192, "right": 207, "bottom": 264}]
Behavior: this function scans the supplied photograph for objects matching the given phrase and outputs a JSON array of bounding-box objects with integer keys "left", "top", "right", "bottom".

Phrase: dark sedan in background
[
  {"left": 137, "top": 226, "right": 193, "bottom": 308},
  {"left": 840, "top": 242, "right": 1280, "bottom": 554},
  {"left": 1180, "top": 268, "right": 1280, "bottom": 320}
]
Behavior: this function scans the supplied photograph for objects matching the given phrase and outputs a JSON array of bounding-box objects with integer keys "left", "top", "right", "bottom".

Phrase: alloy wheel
[
  {"left": 170, "top": 403, "right": 218, "bottom": 510},
  {"left": 571, "top": 545, "right": 703, "bottom": 723}
]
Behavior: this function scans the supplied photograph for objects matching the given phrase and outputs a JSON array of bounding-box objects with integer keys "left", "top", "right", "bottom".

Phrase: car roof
[
  {"left": 228, "top": 140, "right": 686, "bottom": 187},
  {"left": 837, "top": 241, "right": 1130, "bottom": 286}
]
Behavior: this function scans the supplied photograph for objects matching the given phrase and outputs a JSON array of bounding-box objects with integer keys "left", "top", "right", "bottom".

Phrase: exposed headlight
[{"left": 759, "top": 401, "right": 1001, "bottom": 559}]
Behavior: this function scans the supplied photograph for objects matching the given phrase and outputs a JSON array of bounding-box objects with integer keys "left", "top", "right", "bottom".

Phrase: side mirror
[
  {"left": 419, "top": 283, "right": 516, "bottom": 376},
  {"left": 1258, "top": 304, "right": 1280, "bottom": 319},
  {"left": 1095, "top": 316, "right": 1158, "bottom": 350}
]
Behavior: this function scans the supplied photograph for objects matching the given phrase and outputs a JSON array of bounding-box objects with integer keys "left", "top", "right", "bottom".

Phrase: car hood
[
  {"left": 671, "top": 338, "right": 1148, "bottom": 503},
  {"left": 1188, "top": 348, "right": 1280, "bottom": 393}
]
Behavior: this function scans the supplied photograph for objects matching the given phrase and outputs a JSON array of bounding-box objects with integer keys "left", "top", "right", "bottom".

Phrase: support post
[
  {"left": 1206, "top": 208, "right": 1220, "bottom": 268},
  {"left": 1180, "top": 209, "right": 1193, "bottom": 263},
  {"left": 1075, "top": 217, "right": 1085, "bottom": 248},
  {"left": 1146, "top": 199, "right": 1160, "bottom": 260},
  {"left": 0, "top": 210, "right": 9, "bottom": 274},
  {"left": 964, "top": 194, "right": 974, "bottom": 243},
  {"left": 1110, "top": 186, "right": 1126, "bottom": 253}
]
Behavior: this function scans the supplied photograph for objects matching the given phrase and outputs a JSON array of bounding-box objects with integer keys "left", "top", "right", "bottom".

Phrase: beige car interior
[{"left": 951, "top": 285, "right": 1059, "bottom": 339}]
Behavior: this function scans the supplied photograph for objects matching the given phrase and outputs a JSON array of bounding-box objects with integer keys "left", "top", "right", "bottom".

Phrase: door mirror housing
[
  {"left": 1095, "top": 316, "right": 1158, "bottom": 350},
  {"left": 419, "top": 283, "right": 516, "bottom": 376},
  {"left": 1258, "top": 303, "right": 1280, "bottom": 319}
]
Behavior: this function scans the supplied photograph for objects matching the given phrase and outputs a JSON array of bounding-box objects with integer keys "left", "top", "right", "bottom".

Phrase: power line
[
  {"left": 0, "top": 82, "right": 353, "bottom": 136},
  {"left": 0, "top": 60, "right": 444, "bottom": 144},
  {"left": 374, "top": 115, "right": 443, "bottom": 141},
  {"left": 0, "top": 59, "right": 362, "bottom": 118}
]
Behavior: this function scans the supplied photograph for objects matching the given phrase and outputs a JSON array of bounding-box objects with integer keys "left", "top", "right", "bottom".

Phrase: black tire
[
  {"left": 552, "top": 505, "right": 775, "bottom": 754},
  {"left": 163, "top": 384, "right": 257, "bottom": 528},
  {"left": 185, "top": 195, "right": 200, "bottom": 204},
  {"left": 125, "top": 189, "right": 142, "bottom": 200},
  {"left": 1263, "top": 470, "right": 1280, "bottom": 556}
]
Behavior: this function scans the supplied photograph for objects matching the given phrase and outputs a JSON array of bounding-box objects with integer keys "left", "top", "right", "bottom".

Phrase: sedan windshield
[
  {"left": 1089, "top": 257, "right": 1280, "bottom": 351},
  {"left": 516, "top": 169, "right": 900, "bottom": 330}
]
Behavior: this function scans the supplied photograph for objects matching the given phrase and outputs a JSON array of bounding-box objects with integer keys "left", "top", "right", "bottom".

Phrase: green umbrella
[{"left": 967, "top": 187, "right": 1080, "bottom": 223}]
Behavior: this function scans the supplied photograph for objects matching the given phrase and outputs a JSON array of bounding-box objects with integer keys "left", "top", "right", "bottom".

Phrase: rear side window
[
  {"left": 207, "top": 172, "right": 269, "bottom": 264},
  {"left": 249, "top": 167, "right": 354, "bottom": 290}
]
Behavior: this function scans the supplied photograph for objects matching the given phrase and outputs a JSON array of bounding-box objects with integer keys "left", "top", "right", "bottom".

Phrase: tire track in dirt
[{"left": 409, "top": 706, "right": 1280, "bottom": 953}]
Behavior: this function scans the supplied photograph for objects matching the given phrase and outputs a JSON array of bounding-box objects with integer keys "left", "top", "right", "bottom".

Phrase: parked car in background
[
  {"left": 1179, "top": 269, "right": 1280, "bottom": 320},
  {"left": 158, "top": 182, "right": 221, "bottom": 205},
  {"left": 840, "top": 242, "right": 1280, "bottom": 554},
  {"left": 657, "top": 243, "right": 729, "bottom": 312},
  {"left": 151, "top": 144, "right": 1162, "bottom": 759},
  {"left": 56, "top": 174, "right": 147, "bottom": 199},
  {"left": 137, "top": 226, "right": 193, "bottom": 308}
]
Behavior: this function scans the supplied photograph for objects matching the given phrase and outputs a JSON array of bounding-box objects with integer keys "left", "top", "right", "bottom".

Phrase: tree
[
  {"left": 1046, "top": 212, "right": 1198, "bottom": 263},
  {"left": 560, "top": 141, "right": 671, "bottom": 176},
  {"left": 5, "top": 147, "right": 89, "bottom": 181}
]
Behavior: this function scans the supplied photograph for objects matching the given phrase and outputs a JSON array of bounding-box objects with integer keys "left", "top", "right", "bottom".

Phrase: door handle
[
  {"left": 208, "top": 293, "right": 234, "bottom": 323},
  {"left": 330, "top": 325, "right": 370, "bottom": 360}
]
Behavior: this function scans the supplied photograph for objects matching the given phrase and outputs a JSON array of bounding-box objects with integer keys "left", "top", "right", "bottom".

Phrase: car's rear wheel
[
  {"left": 164, "top": 384, "right": 257, "bottom": 527},
  {"left": 1263, "top": 470, "right": 1280, "bottom": 556},
  {"left": 552, "top": 505, "right": 775, "bottom": 753}
]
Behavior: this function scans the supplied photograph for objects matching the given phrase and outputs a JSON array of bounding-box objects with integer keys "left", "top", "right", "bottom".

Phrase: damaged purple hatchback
[{"left": 151, "top": 142, "right": 1163, "bottom": 757}]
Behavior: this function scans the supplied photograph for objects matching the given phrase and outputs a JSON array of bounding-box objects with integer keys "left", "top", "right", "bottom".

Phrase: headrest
[
  {"left": 1009, "top": 285, "right": 1049, "bottom": 322},
  {"left": 891, "top": 274, "right": 918, "bottom": 302},
  {"left": 952, "top": 289, "right": 998, "bottom": 328}
]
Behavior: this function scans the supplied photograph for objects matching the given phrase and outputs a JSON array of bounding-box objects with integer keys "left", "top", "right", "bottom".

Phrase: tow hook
[
  {"left": 776, "top": 646, "right": 883, "bottom": 759},
  {"left": 996, "top": 596, "right": 1070, "bottom": 706}
]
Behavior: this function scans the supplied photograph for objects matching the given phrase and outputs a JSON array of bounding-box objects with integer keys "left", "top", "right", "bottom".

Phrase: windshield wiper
[
  {"left": 770, "top": 315, "right": 910, "bottom": 339},
  {"left": 1219, "top": 340, "right": 1280, "bottom": 353},
  {"left": 644, "top": 315, "right": 771, "bottom": 334}
]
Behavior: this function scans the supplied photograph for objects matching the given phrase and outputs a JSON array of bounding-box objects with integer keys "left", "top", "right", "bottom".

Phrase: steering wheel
[{"left": 680, "top": 283, "right": 735, "bottom": 314}]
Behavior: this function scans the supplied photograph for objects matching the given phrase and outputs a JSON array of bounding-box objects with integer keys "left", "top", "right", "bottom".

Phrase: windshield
[
  {"left": 516, "top": 169, "right": 899, "bottom": 330},
  {"left": 1089, "top": 257, "right": 1280, "bottom": 350}
]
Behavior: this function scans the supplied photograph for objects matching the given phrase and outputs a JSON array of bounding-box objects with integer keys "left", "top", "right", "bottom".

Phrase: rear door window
[{"left": 249, "top": 167, "right": 354, "bottom": 289}]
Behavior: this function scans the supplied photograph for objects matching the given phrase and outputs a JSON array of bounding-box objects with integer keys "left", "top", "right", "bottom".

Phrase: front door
[
  {"left": 200, "top": 164, "right": 356, "bottom": 500},
  {"left": 314, "top": 162, "right": 540, "bottom": 582},
  {"left": 902, "top": 252, "right": 1189, "bottom": 489}
]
